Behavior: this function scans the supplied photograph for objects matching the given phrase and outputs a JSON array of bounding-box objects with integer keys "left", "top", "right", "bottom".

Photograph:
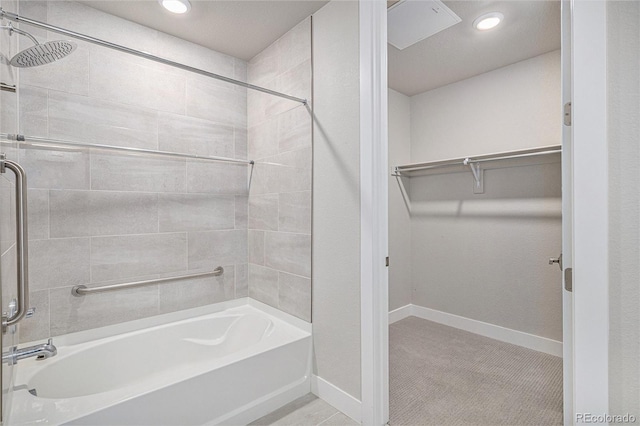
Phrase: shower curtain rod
[
  {"left": 0, "top": 134, "right": 254, "bottom": 165},
  {"left": 0, "top": 8, "right": 308, "bottom": 105}
]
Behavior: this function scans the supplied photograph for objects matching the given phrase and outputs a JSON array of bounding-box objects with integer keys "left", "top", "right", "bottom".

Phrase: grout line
[
  {"left": 46, "top": 189, "right": 51, "bottom": 239},
  {"left": 46, "top": 289, "right": 51, "bottom": 340},
  {"left": 262, "top": 230, "right": 266, "bottom": 267}
]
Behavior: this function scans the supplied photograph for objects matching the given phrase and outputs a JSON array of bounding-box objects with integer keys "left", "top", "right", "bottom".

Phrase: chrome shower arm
[{"left": 0, "top": 23, "right": 39, "bottom": 46}]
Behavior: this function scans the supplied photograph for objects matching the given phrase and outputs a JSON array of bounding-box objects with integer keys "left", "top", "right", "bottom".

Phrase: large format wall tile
[
  {"left": 235, "top": 196, "right": 248, "bottom": 229},
  {"left": 248, "top": 119, "right": 278, "bottom": 159},
  {"left": 20, "top": 149, "right": 90, "bottom": 190},
  {"left": 264, "top": 232, "right": 311, "bottom": 278},
  {"left": 279, "top": 191, "right": 312, "bottom": 234},
  {"left": 235, "top": 264, "right": 248, "bottom": 297},
  {"left": 187, "top": 162, "right": 248, "bottom": 195},
  {"left": 91, "top": 233, "right": 187, "bottom": 282},
  {"left": 158, "top": 193, "right": 235, "bottom": 232},
  {"left": 158, "top": 266, "right": 235, "bottom": 314},
  {"left": 20, "top": 289, "right": 50, "bottom": 343},
  {"left": 29, "top": 237, "right": 90, "bottom": 291},
  {"left": 278, "top": 272, "right": 311, "bottom": 322},
  {"left": 277, "top": 105, "right": 312, "bottom": 153},
  {"left": 18, "top": 86, "right": 48, "bottom": 137},
  {"left": 50, "top": 190, "right": 158, "bottom": 237},
  {"left": 248, "top": 264, "right": 279, "bottom": 307},
  {"left": 48, "top": 90, "right": 159, "bottom": 150},
  {"left": 276, "top": 19, "right": 312, "bottom": 75},
  {"left": 247, "top": 17, "right": 312, "bottom": 322},
  {"left": 90, "top": 50, "right": 186, "bottom": 115},
  {"left": 1, "top": 246, "right": 17, "bottom": 319},
  {"left": 249, "top": 194, "right": 279, "bottom": 231},
  {"left": 186, "top": 76, "right": 246, "bottom": 127},
  {"left": 90, "top": 154, "right": 187, "bottom": 193},
  {"left": 19, "top": 41, "right": 90, "bottom": 96},
  {"left": 234, "top": 128, "right": 248, "bottom": 160},
  {"left": 187, "top": 230, "right": 247, "bottom": 271},
  {"left": 27, "top": 189, "right": 49, "bottom": 240},
  {"left": 248, "top": 230, "right": 265, "bottom": 265},
  {"left": 50, "top": 284, "right": 159, "bottom": 335},
  {"left": 0, "top": 178, "right": 15, "bottom": 254},
  {"left": 47, "top": 1, "right": 158, "bottom": 54},
  {"left": 156, "top": 31, "right": 236, "bottom": 78},
  {"left": 249, "top": 148, "right": 312, "bottom": 195},
  {"left": 158, "top": 112, "right": 235, "bottom": 158}
]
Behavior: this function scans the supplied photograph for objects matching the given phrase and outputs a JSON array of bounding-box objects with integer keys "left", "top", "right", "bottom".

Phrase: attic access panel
[{"left": 388, "top": 0, "right": 461, "bottom": 50}]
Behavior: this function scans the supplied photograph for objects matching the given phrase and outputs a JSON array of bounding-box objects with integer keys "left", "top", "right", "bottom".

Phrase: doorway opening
[{"left": 387, "top": 1, "right": 564, "bottom": 424}]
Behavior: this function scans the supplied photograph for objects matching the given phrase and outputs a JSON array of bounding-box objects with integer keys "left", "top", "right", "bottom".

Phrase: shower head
[
  {"left": 1, "top": 23, "right": 76, "bottom": 68},
  {"left": 10, "top": 40, "right": 77, "bottom": 67}
]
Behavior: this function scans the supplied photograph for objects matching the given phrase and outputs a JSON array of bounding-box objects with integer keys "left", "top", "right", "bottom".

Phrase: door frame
[
  {"left": 360, "top": 0, "right": 610, "bottom": 424},
  {"left": 570, "top": 0, "right": 609, "bottom": 417},
  {"left": 359, "top": 0, "right": 389, "bottom": 425}
]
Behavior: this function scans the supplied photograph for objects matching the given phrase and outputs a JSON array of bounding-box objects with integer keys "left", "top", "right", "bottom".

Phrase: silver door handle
[
  {"left": 549, "top": 253, "right": 562, "bottom": 271},
  {"left": 1, "top": 154, "right": 29, "bottom": 330}
]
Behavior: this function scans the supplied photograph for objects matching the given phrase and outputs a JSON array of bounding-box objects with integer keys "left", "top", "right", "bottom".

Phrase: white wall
[
  {"left": 408, "top": 163, "right": 563, "bottom": 341},
  {"left": 607, "top": 0, "right": 640, "bottom": 416},
  {"left": 388, "top": 89, "right": 412, "bottom": 311},
  {"left": 311, "top": 0, "right": 362, "bottom": 400},
  {"left": 389, "top": 50, "right": 563, "bottom": 342},
  {"left": 410, "top": 50, "right": 561, "bottom": 162}
]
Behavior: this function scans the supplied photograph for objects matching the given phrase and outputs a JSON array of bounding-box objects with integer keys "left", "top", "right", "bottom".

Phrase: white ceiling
[
  {"left": 78, "top": 0, "right": 559, "bottom": 95},
  {"left": 78, "top": 0, "right": 328, "bottom": 61},
  {"left": 389, "top": 1, "right": 561, "bottom": 96}
]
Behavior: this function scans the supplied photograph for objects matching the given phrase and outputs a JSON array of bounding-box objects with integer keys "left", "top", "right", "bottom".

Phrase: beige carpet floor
[{"left": 390, "top": 316, "right": 563, "bottom": 426}]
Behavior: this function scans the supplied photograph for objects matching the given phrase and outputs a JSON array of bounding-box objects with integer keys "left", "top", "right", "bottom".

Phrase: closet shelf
[
  {"left": 0, "top": 133, "right": 254, "bottom": 165},
  {"left": 393, "top": 145, "right": 561, "bottom": 194},
  {"left": 393, "top": 145, "right": 561, "bottom": 176}
]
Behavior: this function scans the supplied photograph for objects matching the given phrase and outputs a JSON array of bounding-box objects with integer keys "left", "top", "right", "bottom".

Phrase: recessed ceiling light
[
  {"left": 473, "top": 12, "right": 504, "bottom": 31},
  {"left": 159, "top": 0, "right": 191, "bottom": 14}
]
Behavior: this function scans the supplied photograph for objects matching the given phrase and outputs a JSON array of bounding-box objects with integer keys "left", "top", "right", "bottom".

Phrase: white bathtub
[{"left": 9, "top": 298, "right": 312, "bottom": 425}]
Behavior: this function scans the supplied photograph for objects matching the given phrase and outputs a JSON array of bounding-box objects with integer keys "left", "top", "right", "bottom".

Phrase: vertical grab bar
[{"left": 1, "top": 154, "right": 29, "bottom": 329}]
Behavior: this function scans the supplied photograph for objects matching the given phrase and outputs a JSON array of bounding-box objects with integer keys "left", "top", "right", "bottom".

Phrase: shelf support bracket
[{"left": 463, "top": 158, "right": 484, "bottom": 194}]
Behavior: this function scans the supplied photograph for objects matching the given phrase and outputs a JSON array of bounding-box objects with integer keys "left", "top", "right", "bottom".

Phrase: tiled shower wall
[
  {"left": 247, "top": 19, "right": 312, "bottom": 322},
  {"left": 15, "top": 1, "right": 250, "bottom": 341}
]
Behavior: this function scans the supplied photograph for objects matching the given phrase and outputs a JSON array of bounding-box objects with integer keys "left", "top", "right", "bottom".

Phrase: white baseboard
[
  {"left": 311, "top": 375, "right": 361, "bottom": 423},
  {"left": 389, "top": 304, "right": 412, "bottom": 324},
  {"left": 389, "top": 304, "right": 563, "bottom": 357}
]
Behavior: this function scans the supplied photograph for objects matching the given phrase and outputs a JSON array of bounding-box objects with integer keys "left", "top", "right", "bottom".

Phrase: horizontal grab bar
[{"left": 71, "top": 267, "right": 224, "bottom": 297}]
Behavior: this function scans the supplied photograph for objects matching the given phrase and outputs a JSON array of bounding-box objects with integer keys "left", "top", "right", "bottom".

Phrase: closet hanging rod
[
  {"left": 0, "top": 134, "right": 254, "bottom": 165},
  {"left": 394, "top": 145, "right": 561, "bottom": 175},
  {"left": 0, "top": 7, "right": 307, "bottom": 105}
]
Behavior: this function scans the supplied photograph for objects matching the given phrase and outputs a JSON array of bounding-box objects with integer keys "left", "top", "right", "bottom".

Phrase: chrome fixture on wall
[
  {"left": 2, "top": 338, "right": 57, "bottom": 365},
  {"left": 0, "top": 22, "right": 76, "bottom": 67}
]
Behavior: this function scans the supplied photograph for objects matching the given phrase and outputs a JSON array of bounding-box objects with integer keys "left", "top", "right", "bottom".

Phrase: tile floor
[{"left": 250, "top": 393, "right": 358, "bottom": 425}]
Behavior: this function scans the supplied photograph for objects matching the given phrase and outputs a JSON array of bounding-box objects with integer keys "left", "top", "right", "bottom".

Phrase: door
[{"left": 560, "top": 1, "right": 573, "bottom": 423}]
